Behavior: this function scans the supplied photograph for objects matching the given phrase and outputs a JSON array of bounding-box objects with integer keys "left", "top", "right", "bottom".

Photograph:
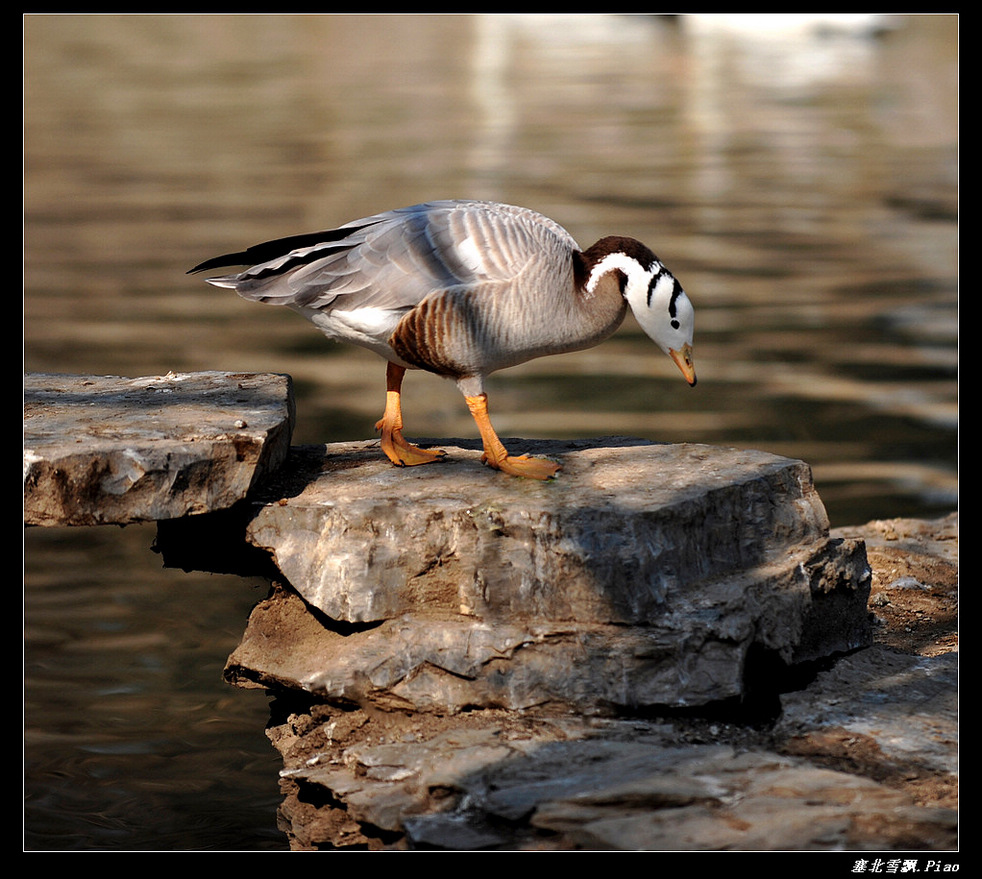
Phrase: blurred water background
[{"left": 24, "top": 14, "right": 957, "bottom": 850}]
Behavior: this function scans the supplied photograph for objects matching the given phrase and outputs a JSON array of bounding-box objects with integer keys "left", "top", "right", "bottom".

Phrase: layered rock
[
  {"left": 250, "top": 515, "right": 958, "bottom": 852},
  {"left": 176, "top": 437, "right": 875, "bottom": 713}
]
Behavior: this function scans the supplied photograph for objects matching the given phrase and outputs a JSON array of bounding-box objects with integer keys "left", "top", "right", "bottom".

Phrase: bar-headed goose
[{"left": 190, "top": 200, "right": 696, "bottom": 479}]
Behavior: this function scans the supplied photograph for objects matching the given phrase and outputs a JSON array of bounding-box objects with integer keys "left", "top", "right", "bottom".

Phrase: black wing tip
[
  {"left": 187, "top": 252, "right": 250, "bottom": 275},
  {"left": 187, "top": 220, "right": 382, "bottom": 275}
]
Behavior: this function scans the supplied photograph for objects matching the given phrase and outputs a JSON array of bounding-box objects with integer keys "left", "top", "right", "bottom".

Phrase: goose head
[{"left": 583, "top": 236, "right": 697, "bottom": 386}]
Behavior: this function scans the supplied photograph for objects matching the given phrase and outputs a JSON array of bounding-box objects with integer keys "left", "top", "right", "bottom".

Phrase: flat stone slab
[
  {"left": 244, "top": 439, "right": 851, "bottom": 625},
  {"left": 270, "top": 706, "right": 956, "bottom": 852},
  {"left": 221, "top": 438, "right": 872, "bottom": 712},
  {"left": 24, "top": 371, "right": 294, "bottom": 526},
  {"left": 778, "top": 646, "right": 958, "bottom": 776}
]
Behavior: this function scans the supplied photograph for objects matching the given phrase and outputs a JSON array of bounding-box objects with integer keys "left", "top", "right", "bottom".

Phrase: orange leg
[
  {"left": 464, "top": 393, "right": 561, "bottom": 480},
  {"left": 375, "top": 363, "right": 446, "bottom": 467}
]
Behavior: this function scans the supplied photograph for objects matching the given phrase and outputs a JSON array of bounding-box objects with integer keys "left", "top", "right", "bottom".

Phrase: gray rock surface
[
  {"left": 222, "top": 438, "right": 872, "bottom": 713},
  {"left": 778, "top": 647, "right": 957, "bottom": 775},
  {"left": 260, "top": 516, "right": 957, "bottom": 852},
  {"left": 268, "top": 656, "right": 957, "bottom": 852},
  {"left": 23, "top": 371, "right": 294, "bottom": 526}
]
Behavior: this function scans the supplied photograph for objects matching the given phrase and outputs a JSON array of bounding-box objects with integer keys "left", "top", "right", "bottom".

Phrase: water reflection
[
  {"left": 24, "top": 524, "right": 285, "bottom": 850},
  {"left": 24, "top": 13, "right": 956, "bottom": 850}
]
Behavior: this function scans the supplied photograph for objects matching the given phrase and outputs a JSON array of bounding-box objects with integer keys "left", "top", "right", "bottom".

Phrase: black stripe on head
[
  {"left": 645, "top": 269, "right": 684, "bottom": 327},
  {"left": 669, "top": 278, "right": 683, "bottom": 318},
  {"left": 645, "top": 264, "right": 666, "bottom": 308}
]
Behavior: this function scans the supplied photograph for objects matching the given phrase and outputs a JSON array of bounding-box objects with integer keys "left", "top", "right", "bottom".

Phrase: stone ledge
[
  {"left": 167, "top": 438, "right": 875, "bottom": 713},
  {"left": 23, "top": 371, "right": 295, "bottom": 526}
]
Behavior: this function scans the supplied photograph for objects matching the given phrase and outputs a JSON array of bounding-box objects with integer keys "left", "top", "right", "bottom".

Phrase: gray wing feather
[{"left": 204, "top": 200, "right": 579, "bottom": 314}]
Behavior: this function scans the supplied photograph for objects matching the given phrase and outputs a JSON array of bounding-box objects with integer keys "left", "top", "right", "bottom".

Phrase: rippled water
[{"left": 24, "top": 14, "right": 957, "bottom": 850}]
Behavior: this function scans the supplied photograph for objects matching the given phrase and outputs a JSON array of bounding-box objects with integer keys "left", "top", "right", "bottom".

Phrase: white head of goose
[{"left": 189, "top": 200, "right": 696, "bottom": 480}]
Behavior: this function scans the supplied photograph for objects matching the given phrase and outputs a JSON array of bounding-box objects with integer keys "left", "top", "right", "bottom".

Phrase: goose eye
[{"left": 671, "top": 319, "right": 680, "bottom": 330}]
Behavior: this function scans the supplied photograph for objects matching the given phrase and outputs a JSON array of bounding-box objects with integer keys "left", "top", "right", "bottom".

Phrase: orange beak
[{"left": 670, "top": 343, "right": 697, "bottom": 387}]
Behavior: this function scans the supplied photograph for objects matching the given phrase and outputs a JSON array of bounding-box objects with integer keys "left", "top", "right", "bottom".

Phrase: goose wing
[{"left": 189, "top": 200, "right": 580, "bottom": 313}]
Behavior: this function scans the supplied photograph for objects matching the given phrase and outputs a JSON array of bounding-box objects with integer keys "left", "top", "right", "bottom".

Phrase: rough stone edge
[{"left": 23, "top": 371, "right": 295, "bottom": 526}]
